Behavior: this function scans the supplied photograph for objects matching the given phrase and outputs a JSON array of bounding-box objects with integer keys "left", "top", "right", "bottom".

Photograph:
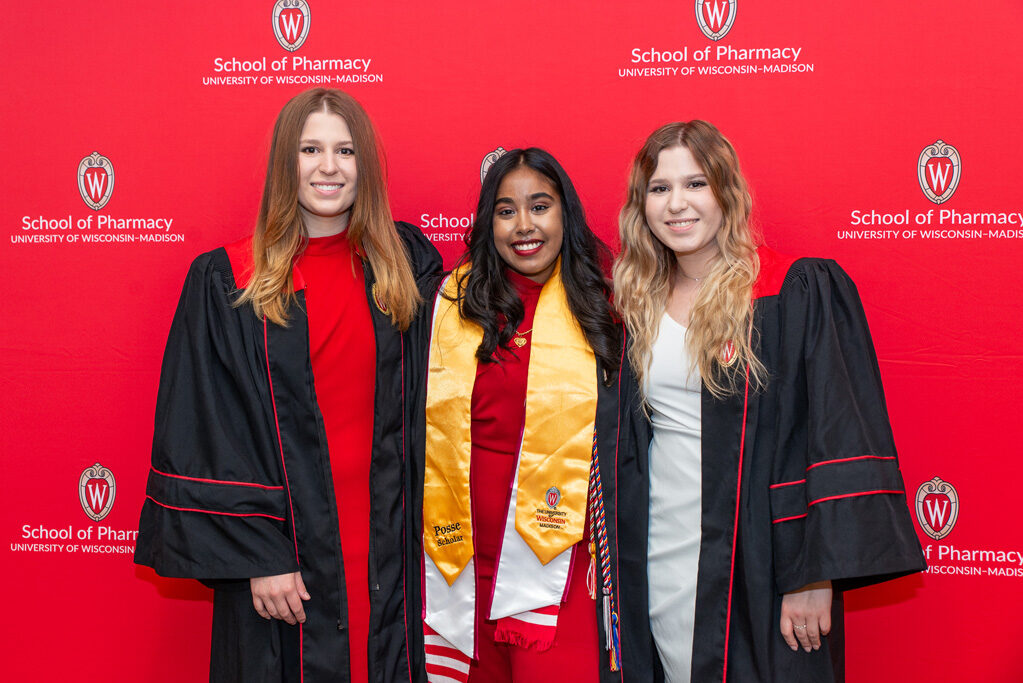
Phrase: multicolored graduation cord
[{"left": 588, "top": 432, "right": 621, "bottom": 672}]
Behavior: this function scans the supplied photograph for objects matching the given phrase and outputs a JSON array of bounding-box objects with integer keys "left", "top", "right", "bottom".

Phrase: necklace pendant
[{"left": 513, "top": 336, "right": 527, "bottom": 348}]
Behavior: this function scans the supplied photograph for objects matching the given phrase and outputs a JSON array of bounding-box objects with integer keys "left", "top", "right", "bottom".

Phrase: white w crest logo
[
  {"left": 923, "top": 497, "right": 948, "bottom": 529},
  {"left": 926, "top": 160, "right": 953, "bottom": 195},
  {"left": 279, "top": 11, "right": 303, "bottom": 43},
  {"left": 79, "top": 463, "right": 116, "bottom": 522},
  {"left": 84, "top": 170, "right": 107, "bottom": 202},
  {"left": 86, "top": 482, "right": 108, "bottom": 511},
  {"left": 272, "top": 1, "right": 310, "bottom": 52},
  {"left": 695, "top": 0, "right": 736, "bottom": 41},
  {"left": 77, "top": 152, "right": 114, "bottom": 210},
  {"left": 915, "top": 477, "right": 958, "bottom": 540},
  {"left": 703, "top": 1, "right": 729, "bottom": 32},
  {"left": 918, "top": 141, "right": 961, "bottom": 204}
]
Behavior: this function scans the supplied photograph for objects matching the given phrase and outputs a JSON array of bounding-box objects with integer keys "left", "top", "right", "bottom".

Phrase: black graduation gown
[
  {"left": 595, "top": 345, "right": 660, "bottom": 683},
  {"left": 615, "top": 247, "right": 926, "bottom": 683},
  {"left": 135, "top": 222, "right": 441, "bottom": 683}
]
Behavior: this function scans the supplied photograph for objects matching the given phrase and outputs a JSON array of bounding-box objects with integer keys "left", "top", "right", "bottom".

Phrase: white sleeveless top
[{"left": 645, "top": 313, "right": 702, "bottom": 683}]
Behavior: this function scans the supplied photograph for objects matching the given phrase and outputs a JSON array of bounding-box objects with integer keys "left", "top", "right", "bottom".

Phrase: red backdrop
[{"left": 3, "top": 1, "right": 1021, "bottom": 680}]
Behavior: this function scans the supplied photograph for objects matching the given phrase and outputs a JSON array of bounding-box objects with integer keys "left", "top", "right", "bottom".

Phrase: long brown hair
[
  {"left": 613, "top": 121, "right": 765, "bottom": 398},
  {"left": 236, "top": 88, "right": 420, "bottom": 329}
]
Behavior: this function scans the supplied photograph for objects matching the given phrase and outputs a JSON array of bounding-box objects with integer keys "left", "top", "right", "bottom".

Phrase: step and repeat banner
[{"left": 2, "top": 1, "right": 1020, "bottom": 680}]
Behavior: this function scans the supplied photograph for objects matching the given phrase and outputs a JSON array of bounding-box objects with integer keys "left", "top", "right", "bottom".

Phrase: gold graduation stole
[{"left": 424, "top": 261, "right": 597, "bottom": 586}]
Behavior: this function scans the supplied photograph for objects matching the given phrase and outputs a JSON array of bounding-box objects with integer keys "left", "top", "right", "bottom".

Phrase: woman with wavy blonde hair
[
  {"left": 136, "top": 88, "right": 440, "bottom": 682},
  {"left": 612, "top": 121, "right": 924, "bottom": 682}
]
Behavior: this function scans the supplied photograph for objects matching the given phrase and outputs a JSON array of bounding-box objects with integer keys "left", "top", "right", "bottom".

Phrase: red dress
[
  {"left": 467, "top": 269, "right": 598, "bottom": 682},
  {"left": 301, "top": 232, "right": 375, "bottom": 683}
]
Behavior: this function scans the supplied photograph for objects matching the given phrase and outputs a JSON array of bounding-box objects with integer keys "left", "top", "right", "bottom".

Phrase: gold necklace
[
  {"left": 513, "top": 327, "right": 533, "bottom": 348},
  {"left": 678, "top": 269, "right": 706, "bottom": 283}
]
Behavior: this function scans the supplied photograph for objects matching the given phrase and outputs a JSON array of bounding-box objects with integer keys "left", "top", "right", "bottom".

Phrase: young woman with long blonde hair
[
  {"left": 613, "top": 121, "right": 924, "bottom": 682},
  {"left": 136, "top": 88, "right": 440, "bottom": 682}
]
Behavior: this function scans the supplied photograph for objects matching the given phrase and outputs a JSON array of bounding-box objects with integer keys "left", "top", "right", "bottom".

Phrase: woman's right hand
[
  {"left": 250, "top": 571, "right": 310, "bottom": 625},
  {"left": 780, "top": 580, "right": 832, "bottom": 652}
]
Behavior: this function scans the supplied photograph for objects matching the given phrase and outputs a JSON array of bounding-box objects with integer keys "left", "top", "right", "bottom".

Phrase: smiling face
[
  {"left": 296, "top": 110, "right": 358, "bottom": 237},
  {"left": 644, "top": 145, "right": 724, "bottom": 269},
  {"left": 492, "top": 165, "right": 564, "bottom": 284}
]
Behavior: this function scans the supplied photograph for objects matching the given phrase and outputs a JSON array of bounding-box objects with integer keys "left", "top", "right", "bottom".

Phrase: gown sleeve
[
  {"left": 134, "top": 250, "right": 299, "bottom": 581},
  {"left": 768, "top": 258, "right": 925, "bottom": 594}
]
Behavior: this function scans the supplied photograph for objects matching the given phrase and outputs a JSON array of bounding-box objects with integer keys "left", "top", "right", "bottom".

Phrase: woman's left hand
[{"left": 780, "top": 580, "right": 832, "bottom": 652}]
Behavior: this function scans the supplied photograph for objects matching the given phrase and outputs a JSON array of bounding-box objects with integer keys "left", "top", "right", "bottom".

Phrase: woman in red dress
[
  {"left": 418, "top": 148, "right": 631, "bottom": 682},
  {"left": 136, "top": 88, "right": 440, "bottom": 682}
]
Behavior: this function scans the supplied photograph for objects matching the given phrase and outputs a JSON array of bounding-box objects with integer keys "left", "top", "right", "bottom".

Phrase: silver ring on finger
[{"left": 794, "top": 624, "right": 807, "bottom": 630}]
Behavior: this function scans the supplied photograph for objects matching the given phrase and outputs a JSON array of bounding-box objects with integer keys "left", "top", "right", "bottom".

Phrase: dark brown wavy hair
[{"left": 449, "top": 148, "right": 621, "bottom": 382}]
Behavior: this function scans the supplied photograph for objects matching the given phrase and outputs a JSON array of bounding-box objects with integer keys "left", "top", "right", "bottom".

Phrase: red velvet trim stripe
[
  {"left": 722, "top": 363, "right": 752, "bottom": 683},
  {"left": 149, "top": 465, "right": 284, "bottom": 490},
  {"left": 224, "top": 237, "right": 254, "bottom": 289},
  {"left": 751, "top": 247, "right": 798, "bottom": 300},
  {"left": 771, "top": 513, "right": 809, "bottom": 525},
  {"left": 400, "top": 335, "right": 413, "bottom": 683},
  {"left": 223, "top": 235, "right": 305, "bottom": 291},
  {"left": 770, "top": 456, "right": 896, "bottom": 489},
  {"left": 263, "top": 317, "right": 304, "bottom": 681},
  {"left": 808, "top": 489, "right": 905, "bottom": 507},
  {"left": 613, "top": 332, "right": 626, "bottom": 682},
  {"left": 144, "top": 494, "right": 286, "bottom": 522},
  {"left": 292, "top": 264, "right": 306, "bottom": 291},
  {"left": 771, "top": 489, "right": 906, "bottom": 524},
  {"left": 806, "top": 454, "right": 896, "bottom": 471},
  {"left": 769, "top": 478, "right": 806, "bottom": 489}
]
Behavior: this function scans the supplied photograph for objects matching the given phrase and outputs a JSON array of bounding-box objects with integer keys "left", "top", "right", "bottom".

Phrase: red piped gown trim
[{"left": 301, "top": 232, "right": 376, "bottom": 683}]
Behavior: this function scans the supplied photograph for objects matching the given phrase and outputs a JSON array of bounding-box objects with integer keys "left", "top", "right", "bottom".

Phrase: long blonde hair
[
  {"left": 613, "top": 121, "right": 765, "bottom": 398},
  {"left": 236, "top": 88, "right": 420, "bottom": 330}
]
